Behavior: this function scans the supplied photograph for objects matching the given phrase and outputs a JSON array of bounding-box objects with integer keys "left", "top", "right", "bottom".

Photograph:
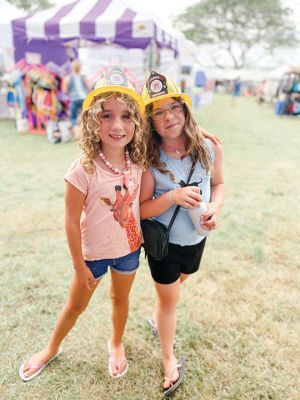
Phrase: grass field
[{"left": 0, "top": 95, "right": 299, "bottom": 400}]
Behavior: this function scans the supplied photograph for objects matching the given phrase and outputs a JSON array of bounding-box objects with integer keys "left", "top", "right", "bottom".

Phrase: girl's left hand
[
  {"left": 199, "top": 126, "right": 221, "bottom": 145},
  {"left": 200, "top": 202, "right": 221, "bottom": 230}
]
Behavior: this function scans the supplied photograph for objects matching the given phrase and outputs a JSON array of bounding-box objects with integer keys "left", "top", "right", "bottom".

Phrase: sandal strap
[
  {"left": 109, "top": 355, "right": 127, "bottom": 370},
  {"left": 27, "top": 360, "right": 45, "bottom": 369},
  {"left": 117, "top": 356, "right": 126, "bottom": 368},
  {"left": 163, "top": 361, "right": 182, "bottom": 386},
  {"left": 28, "top": 363, "right": 44, "bottom": 369}
]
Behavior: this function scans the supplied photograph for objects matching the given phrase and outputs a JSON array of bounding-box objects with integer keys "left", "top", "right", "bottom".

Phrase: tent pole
[{"left": 149, "top": 39, "right": 155, "bottom": 71}]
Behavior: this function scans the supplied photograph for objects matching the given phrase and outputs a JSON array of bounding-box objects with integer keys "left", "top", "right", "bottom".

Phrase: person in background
[
  {"left": 63, "top": 60, "right": 89, "bottom": 139},
  {"left": 231, "top": 77, "right": 241, "bottom": 106}
]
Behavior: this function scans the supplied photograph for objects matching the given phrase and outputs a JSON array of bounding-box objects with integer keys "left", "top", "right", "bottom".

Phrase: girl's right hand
[
  {"left": 74, "top": 265, "right": 97, "bottom": 291},
  {"left": 171, "top": 186, "right": 202, "bottom": 208}
]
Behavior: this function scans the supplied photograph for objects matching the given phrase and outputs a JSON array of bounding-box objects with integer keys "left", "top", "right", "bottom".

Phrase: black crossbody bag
[{"left": 141, "top": 164, "right": 196, "bottom": 260}]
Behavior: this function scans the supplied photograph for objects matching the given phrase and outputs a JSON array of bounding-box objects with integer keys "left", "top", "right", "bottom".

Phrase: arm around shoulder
[
  {"left": 200, "top": 126, "right": 221, "bottom": 145},
  {"left": 212, "top": 143, "right": 224, "bottom": 182},
  {"left": 210, "top": 143, "right": 224, "bottom": 211}
]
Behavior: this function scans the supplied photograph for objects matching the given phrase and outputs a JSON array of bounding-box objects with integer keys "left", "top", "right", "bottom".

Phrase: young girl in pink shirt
[{"left": 19, "top": 66, "right": 147, "bottom": 381}]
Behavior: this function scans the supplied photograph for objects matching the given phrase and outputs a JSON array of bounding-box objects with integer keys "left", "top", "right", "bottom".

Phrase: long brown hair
[
  {"left": 144, "top": 97, "right": 213, "bottom": 179},
  {"left": 79, "top": 92, "right": 147, "bottom": 174}
]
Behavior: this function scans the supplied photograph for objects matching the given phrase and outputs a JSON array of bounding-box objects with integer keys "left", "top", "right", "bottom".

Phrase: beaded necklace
[{"left": 99, "top": 148, "right": 134, "bottom": 188}]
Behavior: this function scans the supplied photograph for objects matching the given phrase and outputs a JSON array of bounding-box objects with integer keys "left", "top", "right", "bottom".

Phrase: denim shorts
[{"left": 85, "top": 248, "right": 141, "bottom": 280}]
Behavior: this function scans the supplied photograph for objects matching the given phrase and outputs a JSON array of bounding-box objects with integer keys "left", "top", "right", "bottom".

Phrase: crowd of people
[
  {"left": 17, "top": 65, "right": 224, "bottom": 396},
  {"left": 5, "top": 58, "right": 294, "bottom": 150}
]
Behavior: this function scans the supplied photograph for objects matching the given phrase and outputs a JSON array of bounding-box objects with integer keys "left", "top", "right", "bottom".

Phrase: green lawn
[{"left": 1, "top": 96, "right": 299, "bottom": 400}]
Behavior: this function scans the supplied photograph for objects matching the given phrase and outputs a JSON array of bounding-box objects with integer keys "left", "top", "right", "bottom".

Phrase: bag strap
[{"left": 166, "top": 162, "right": 196, "bottom": 235}]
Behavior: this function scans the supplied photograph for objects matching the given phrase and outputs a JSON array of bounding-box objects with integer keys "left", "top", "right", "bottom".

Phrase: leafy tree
[
  {"left": 7, "top": 0, "right": 53, "bottom": 11},
  {"left": 176, "top": 0, "right": 297, "bottom": 69}
]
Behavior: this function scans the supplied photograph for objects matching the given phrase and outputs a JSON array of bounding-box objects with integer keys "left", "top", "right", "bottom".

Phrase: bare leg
[
  {"left": 180, "top": 273, "right": 189, "bottom": 284},
  {"left": 154, "top": 278, "right": 181, "bottom": 388},
  {"left": 109, "top": 269, "right": 136, "bottom": 376},
  {"left": 22, "top": 274, "right": 100, "bottom": 378},
  {"left": 151, "top": 273, "right": 189, "bottom": 321}
]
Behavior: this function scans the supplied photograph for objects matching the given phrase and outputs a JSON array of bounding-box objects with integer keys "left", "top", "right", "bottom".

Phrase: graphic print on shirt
[{"left": 100, "top": 184, "right": 142, "bottom": 252}]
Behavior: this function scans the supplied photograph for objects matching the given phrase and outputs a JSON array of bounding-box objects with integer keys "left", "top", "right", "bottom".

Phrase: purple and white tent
[
  {"left": 0, "top": 0, "right": 25, "bottom": 69},
  {"left": 12, "top": 0, "right": 178, "bottom": 66}
]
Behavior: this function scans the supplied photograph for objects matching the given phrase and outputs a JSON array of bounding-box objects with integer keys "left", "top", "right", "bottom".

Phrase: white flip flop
[
  {"left": 107, "top": 340, "right": 128, "bottom": 379},
  {"left": 19, "top": 347, "right": 63, "bottom": 382}
]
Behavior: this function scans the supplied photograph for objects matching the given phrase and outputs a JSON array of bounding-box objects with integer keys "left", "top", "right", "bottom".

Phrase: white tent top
[
  {"left": 0, "top": 0, "right": 25, "bottom": 69},
  {"left": 12, "top": 0, "right": 178, "bottom": 52},
  {"left": 0, "top": 0, "right": 24, "bottom": 23}
]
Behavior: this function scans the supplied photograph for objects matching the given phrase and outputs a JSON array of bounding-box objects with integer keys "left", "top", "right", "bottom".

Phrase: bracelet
[{"left": 169, "top": 190, "right": 174, "bottom": 205}]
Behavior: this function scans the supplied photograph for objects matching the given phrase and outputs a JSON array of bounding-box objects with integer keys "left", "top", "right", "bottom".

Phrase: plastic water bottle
[{"left": 188, "top": 202, "right": 211, "bottom": 237}]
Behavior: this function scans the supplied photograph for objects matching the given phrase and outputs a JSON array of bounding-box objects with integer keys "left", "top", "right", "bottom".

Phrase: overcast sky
[
  {"left": 49, "top": 0, "right": 300, "bottom": 68},
  {"left": 50, "top": 0, "right": 199, "bottom": 25},
  {"left": 52, "top": 0, "right": 300, "bottom": 28},
  {"left": 123, "top": 0, "right": 199, "bottom": 24},
  {"left": 131, "top": 0, "right": 300, "bottom": 26}
]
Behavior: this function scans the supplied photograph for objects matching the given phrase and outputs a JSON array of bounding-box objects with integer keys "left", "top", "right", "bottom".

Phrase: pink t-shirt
[{"left": 64, "top": 156, "right": 143, "bottom": 261}]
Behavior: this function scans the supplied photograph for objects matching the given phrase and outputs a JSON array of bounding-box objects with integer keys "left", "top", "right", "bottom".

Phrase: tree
[
  {"left": 176, "top": 0, "right": 297, "bottom": 69},
  {"left": 7, "top": 0, "right": 53, "bottom": 12}
]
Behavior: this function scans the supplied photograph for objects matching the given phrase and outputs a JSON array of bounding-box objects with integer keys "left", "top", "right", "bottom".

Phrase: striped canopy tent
[
  {"left": 0, "top": 0, "right": 25, "bottom": 70},
  {"left": 12, "top": 0, "right": 178, "bottom": 66}
]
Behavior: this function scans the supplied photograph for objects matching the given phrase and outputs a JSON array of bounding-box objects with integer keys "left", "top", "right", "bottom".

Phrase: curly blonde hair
[
  {"left": 79, "top": 92, "right": 147, "bottom": 174},
  {"left": 144, "top": 97, "right": 213, "bottom": 180}
]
